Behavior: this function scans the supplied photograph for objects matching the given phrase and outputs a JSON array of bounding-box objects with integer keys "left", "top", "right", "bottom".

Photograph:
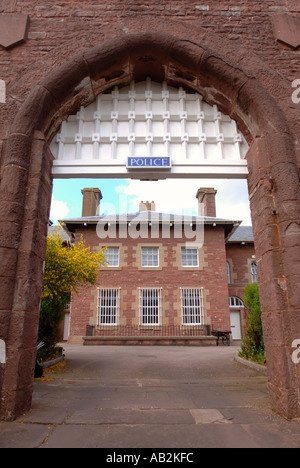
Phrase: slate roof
[
  {"left": 60, "top": 211, "right": 242, "bottom": 240},
  {"left": 48, "top": 224, "right": 72, "bottom": 241},
  {"left": 61, "top": 211, "right": 240, "bottom": 224},
  {"left": 227, "top": 225, "right": 254, "bottom": 243}
]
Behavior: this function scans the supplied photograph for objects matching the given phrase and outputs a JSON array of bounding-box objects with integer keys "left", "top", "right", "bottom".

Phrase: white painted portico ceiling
[{"left": 51, "top": 79, "right": 249, "bottom": 179}]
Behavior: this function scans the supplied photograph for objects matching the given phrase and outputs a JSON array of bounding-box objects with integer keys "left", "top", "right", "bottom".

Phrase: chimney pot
[{"left": 139, "top": 201, "right": 156, "bottom": 212}]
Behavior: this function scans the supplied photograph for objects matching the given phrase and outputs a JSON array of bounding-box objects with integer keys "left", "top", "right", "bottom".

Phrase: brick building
[{"left": 61, "top": 187, "right": 255, "bottom": 345}]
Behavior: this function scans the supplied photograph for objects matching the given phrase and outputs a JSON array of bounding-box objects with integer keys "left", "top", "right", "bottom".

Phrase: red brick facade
[
  {"left": 63, "top": 191, "right": 255, "bottom": 344},
  {"left": 0, "top": 0, "right": 299, "bottom": 420}
]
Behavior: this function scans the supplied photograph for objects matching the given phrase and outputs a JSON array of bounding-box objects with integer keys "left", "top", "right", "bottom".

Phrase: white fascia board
[{"left": 52, "top": 160, "right": 248, "bottom": 179}]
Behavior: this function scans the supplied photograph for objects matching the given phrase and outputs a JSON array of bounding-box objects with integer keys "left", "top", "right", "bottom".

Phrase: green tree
[
  {"left": 38, "top": 230, "right": 106, "bottom": 359},
  {"left": 239, "top": 283, "right": 266, "bottom": 364}
]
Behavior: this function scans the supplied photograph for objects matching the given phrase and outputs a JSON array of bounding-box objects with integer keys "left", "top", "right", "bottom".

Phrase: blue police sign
[{"left": 127, "top": 157, "right": 172, "bottom": 169}]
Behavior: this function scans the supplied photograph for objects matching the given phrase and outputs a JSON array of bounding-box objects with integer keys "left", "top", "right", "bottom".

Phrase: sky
[{"left": 50, "top": 177, "right": 252, "bottom": 226}]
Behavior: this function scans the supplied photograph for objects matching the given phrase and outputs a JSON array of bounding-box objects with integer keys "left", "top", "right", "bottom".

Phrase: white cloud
[
  {"left": 116, "top": 179, "right": 252, "bottom": 225},
  {"left": 50, "top": 196, "right": 70, "bottom": 224}
]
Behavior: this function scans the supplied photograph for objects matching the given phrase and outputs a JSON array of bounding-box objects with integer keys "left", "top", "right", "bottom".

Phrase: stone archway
[{"left": 0, "top": 32, "right": 299, "bottom": 421}]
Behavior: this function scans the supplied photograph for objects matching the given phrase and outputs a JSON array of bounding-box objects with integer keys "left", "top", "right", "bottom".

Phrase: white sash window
[
  {"left": 106, "top": 247, "right": 120, "bottom": 267},
  {"left": 141, "top": 247, "right": 159, "bottom": 267},
  {"left": 181, "top": 248, "right": 199, "bottom": 267}
]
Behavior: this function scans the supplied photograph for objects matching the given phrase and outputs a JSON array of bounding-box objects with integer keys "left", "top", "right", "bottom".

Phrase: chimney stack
[
  {"left": 196, "top": 188, "right": 217, "bottom": 217},
  {"left": 82, "top": 188, "right": 103, "bottom": 217},
  {"left": 139, "top": 201, "right": 156, "bottom": 212}
]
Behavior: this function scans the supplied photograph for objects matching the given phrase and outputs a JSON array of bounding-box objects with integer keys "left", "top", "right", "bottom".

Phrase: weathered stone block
[{"left": 0, "top": 14, "right": 29, "bottom": 49}]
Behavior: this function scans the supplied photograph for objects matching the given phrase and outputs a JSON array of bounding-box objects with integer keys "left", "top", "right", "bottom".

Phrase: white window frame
[
  {"left": 139, "top": 288, "right": 162, "bottom": 326},
  {"left": 141, "top": 247, "right": 159, "bottom": 268},
  {"left": 229, "top": 296, "right": 244, "bottom": 308},
  {"left": 251, "top": 261, "right": 258, "bottom": 283},
  {"left": 181, "top": 248, "right": 199, "bottom": 267},
  {"left": 180, "top": 288, "right": 204, "bottom": 325},
  {"left": 97, "top": 288, "right": 120, "bottom": 326},
  {"left": 105, "top": 247, "right": 120, "bottom": 267}
]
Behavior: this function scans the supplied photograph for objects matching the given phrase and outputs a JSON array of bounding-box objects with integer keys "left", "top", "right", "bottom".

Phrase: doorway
[{"left": 230, "top": 311, "right": 242, "bottom": 341}]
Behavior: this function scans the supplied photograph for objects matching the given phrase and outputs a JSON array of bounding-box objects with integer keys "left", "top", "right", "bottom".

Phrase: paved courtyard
[{"left": 0, "top": 344, "right": 300, "bottom": 449}]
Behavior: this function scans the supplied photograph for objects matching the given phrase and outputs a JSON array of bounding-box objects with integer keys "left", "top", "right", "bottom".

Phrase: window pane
[
  {"left": 181, "top": 248, "right": 198, "bottom": 267},
  {"left": 181, "top": 288, "right": 203, "bottom": 325},
  {"left": 226, "top": 262, "right": 231, "bottom": 284},
  {"left": 98, "top": 289, "right": 119, "bottom": 325},
  {"left": 141, "top": 248, "right": 159, "bottom": 267},
  {"left": 140, "top": 288, "right": 161, "bottom": 325},
  {"left": 251, "top": 262, "right": 257, "bottom": 283},
  {"left": 229, "top": 296, "right": 244, "bottom": 308},
  {"left": 106, "top": 247, "right": 119, "bottom": 267}
]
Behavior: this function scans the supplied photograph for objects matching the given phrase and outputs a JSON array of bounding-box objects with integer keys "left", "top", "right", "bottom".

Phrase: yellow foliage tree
[{"left": 38, "top": 230, "right": 106, "bottom": 358}]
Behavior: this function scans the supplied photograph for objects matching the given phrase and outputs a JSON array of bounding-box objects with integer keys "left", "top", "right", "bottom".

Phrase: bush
[
  {"left": 239, "top": 283, "right": 266, "bottom": 364},
  {"left": 37, "top": 230, "right": 106, "bottom": 360},
  {"left": 37, "top": 296, "right": 68, "bottom": 361}
]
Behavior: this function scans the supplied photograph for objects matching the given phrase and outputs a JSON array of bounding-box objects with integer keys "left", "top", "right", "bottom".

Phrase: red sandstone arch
[{"left": 0, "top": 32, "right": 299, "bottom": 420}]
